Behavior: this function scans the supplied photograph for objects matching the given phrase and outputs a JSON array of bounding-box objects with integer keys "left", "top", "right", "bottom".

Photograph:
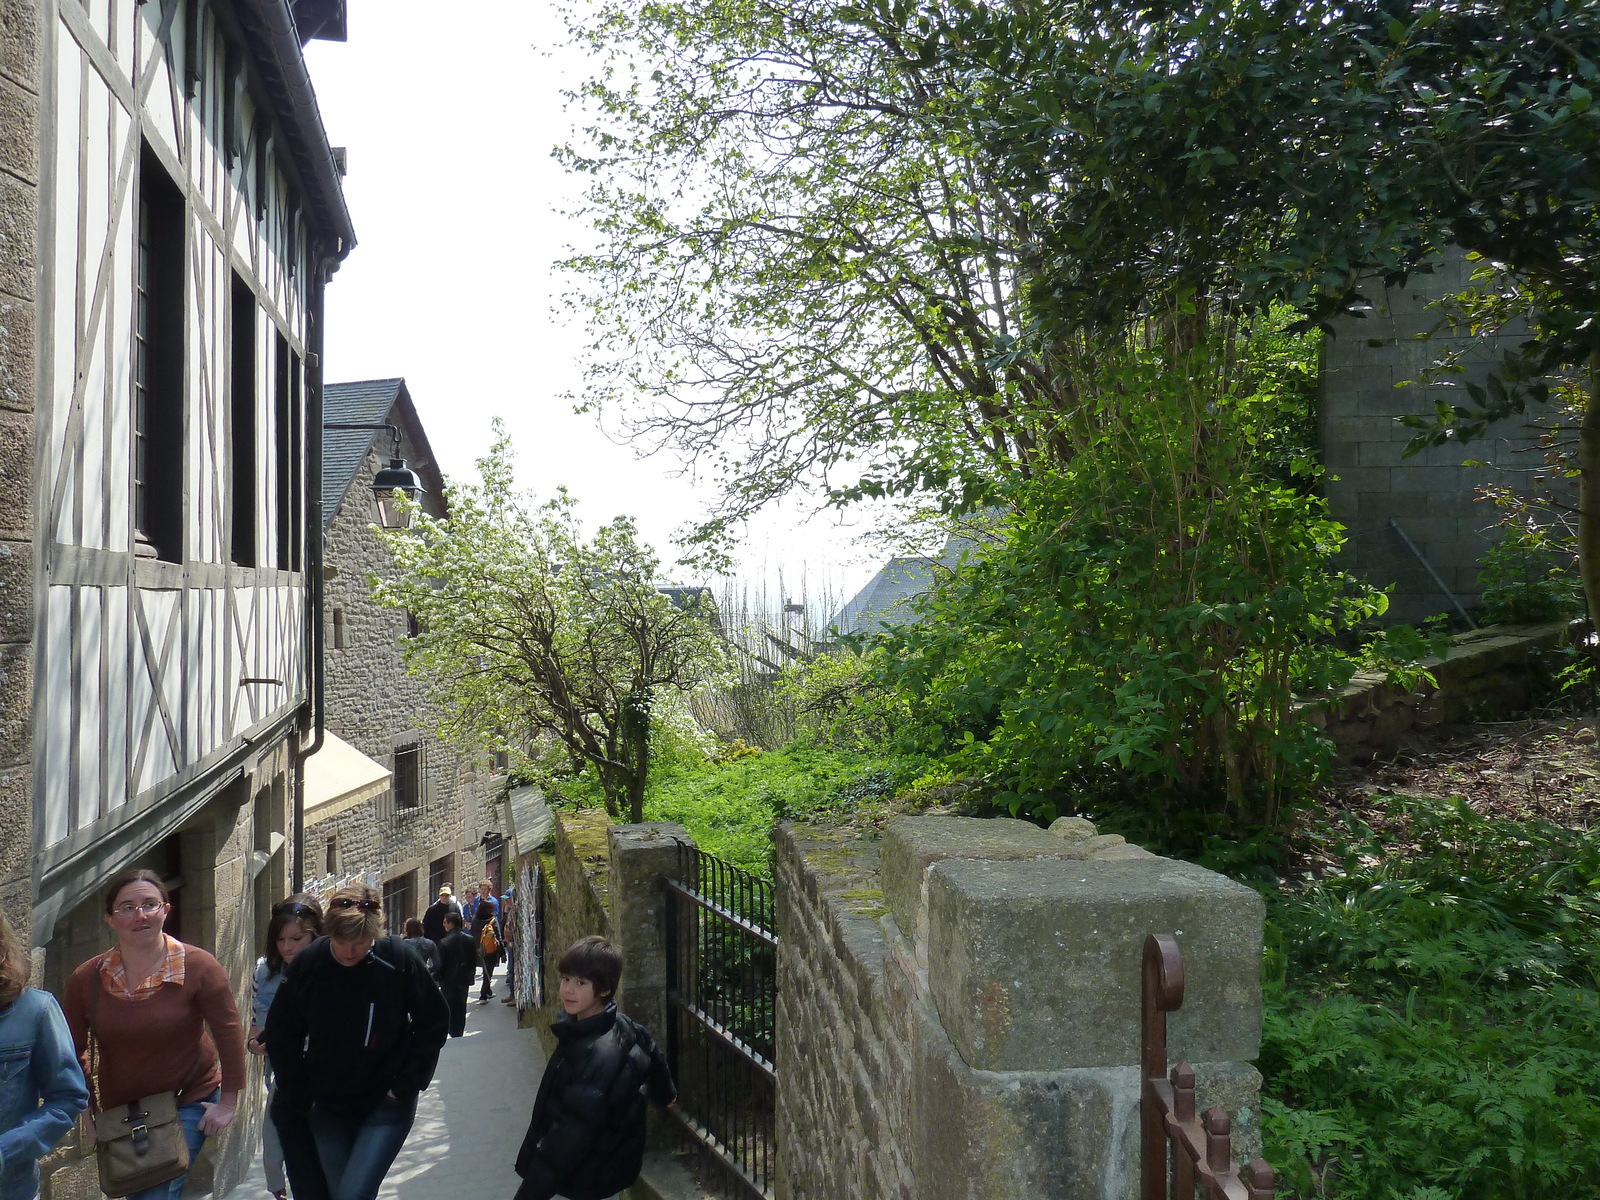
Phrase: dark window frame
[{"left": 133, "top": 143, "right": 186, "bottom": 562}]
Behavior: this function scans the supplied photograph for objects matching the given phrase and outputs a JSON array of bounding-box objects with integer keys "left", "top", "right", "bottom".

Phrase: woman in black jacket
[{"left": 264, "top": 886, "right": 449, "bottom": 1200}]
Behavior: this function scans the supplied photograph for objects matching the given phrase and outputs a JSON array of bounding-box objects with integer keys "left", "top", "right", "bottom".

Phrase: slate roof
[
  {"left": 830, "top": 534, "right": 980, "bottom": 636},
  {"left": 322, "top": 378, "right": 448, "bottom": 530}
]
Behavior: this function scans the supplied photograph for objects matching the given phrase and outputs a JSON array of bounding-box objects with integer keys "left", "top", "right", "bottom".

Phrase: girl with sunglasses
[
  {"left": 248, "top": 897, "right": 324, "bottom": 1200},
  {"left": 63, "top": 869, "right": 247, "bottom": 1200},
  {"left": 262, "top": 886, "right": 448, "bottom": 1200}
]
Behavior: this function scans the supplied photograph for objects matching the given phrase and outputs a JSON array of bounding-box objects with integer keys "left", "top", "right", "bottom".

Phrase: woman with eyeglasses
[
  {"left": 63, "top": 869, "right": 247, "bottom": 1200},
  {"left": 248, "top": 897, "right": 324, "bottom": 1200},
  {"left": 263, "top": 885, "right": 448, "bottom": 1200}
]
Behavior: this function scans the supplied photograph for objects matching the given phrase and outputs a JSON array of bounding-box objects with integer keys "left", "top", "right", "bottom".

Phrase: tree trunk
[
  {"left": 627, "top": 727, "right": 650, "bottom": 824},
  {"left": 1580, "top": 353, "right": 1600, "bottom": 633}
]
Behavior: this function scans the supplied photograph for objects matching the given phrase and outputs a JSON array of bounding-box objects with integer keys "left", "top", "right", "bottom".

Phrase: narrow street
[{"left": 239, "top": 996, "right": 543, "bottom": 1200}]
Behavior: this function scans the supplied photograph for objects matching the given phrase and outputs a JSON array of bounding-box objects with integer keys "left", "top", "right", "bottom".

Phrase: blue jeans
[
  {"left": 307, "top": 1094, "right": 416, "bottom": 1200},
  {"left": 124, "top": 1090, "right": 213, "bottom": 1200}
]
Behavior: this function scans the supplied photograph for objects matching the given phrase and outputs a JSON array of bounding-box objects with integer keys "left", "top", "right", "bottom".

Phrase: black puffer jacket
[{"left": 514, "top": 1004, "right": 676, "bottom": 1200}]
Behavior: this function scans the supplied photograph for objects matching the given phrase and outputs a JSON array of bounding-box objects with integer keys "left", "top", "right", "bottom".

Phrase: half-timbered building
[{"left": 0, "top": 1, "right": 351, "bottom": 1193}]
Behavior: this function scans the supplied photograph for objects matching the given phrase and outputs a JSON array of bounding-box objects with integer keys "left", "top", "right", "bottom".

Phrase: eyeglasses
[
  {"left": 328, "top": 897, "right": 381, "bottom": 913},
  {"left": 112, "top": 900, "right": 166, "bottom": 918},
  {"left": 272, "top": 901, "right": 320, "bottom": 920}
]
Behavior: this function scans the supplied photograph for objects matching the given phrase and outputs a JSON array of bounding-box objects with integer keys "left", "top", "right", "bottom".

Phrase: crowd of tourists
[{"left": 0, "top": 871, "right": 674, "bottom": 1200}]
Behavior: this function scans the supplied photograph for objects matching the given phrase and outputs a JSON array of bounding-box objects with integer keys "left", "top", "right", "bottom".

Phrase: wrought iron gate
[{"left": 664, "top": 844, "right": 778, "bottom": 1199}]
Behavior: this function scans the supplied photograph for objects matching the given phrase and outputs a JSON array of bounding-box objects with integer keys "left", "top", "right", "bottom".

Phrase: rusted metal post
[
  {"left": 1171, "top": 1063, "right": 1197, "bottom": 1198},
  {"left": 1245, "top": 1159, "right": 1277, "bottom": 1200},
  {"left": 1205, "top": 1106, "right": 1233, "bottom": 1179},
  {"left": 1142, "top": 934, "right": 1184, "bottom": 1200}
]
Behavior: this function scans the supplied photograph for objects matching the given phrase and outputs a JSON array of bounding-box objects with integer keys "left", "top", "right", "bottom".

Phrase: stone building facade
[
  {"left": 307, "top": 378, "right": 504, "bottom": 930},
  {"left": 1321, "top": 252, "right": 1552, "bottom": 624}
]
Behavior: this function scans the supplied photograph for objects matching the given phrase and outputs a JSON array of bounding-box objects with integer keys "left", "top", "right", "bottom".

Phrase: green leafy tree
[
  {"left": 557, "top": 0, "right": 1099, "bottom": 549},
  {"left": 876, "top": 330, "right": 1382, "bottom": 830},
  {"left": 372, "top": 429, "right": 728, "bottom": 822},
  {"left": 915, "top": 0, "right": 1600, "bottom": 620}
]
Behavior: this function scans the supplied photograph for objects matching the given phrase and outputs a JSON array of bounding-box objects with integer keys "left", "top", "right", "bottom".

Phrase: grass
[{"left": 555, "top": 745, "right": 929, "bottom": 877}]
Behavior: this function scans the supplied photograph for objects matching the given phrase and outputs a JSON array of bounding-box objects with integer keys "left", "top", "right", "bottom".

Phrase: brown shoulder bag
[{"left": 87, "top": 962, "right": 208, "bottom": 1198}]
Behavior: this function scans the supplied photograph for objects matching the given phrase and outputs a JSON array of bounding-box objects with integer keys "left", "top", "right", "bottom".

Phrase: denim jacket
[{"left": 0, "top": 988, "right": 89, "bottom": 1200}]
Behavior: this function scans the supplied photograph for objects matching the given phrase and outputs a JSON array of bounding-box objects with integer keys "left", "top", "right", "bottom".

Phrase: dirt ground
[{"left": 1287, "top": 714, "right": 1600, "bottom": 875}]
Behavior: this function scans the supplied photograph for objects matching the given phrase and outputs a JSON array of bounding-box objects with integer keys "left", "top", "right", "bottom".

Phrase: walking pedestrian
[
  {"left": 513, "top": 936, "right": 676, "bottom": 1200},
  {"left": 420, "top": 887, "right": 460, "bottom": 946},
  {"left": 499, "top": 887, "right": 517, "bottom": 1007},
  {"left": 471, "top": 899, "right": 501, "bottom": 1004},
  {"left": 263, "top": 885, "right": 448, "bottom": 1200},
  {"left": 436, "top": 912, "right": 477, "bottom": 1038},
  {"left": 401, "top": 919, "right": 440, "bottom": 980},
  {"left": 63, "top": 869, "right": 247, "bottom": 1200},
  {"left": 0, "top": 912, "right": 89, "bottom": 1200},
  {"left": 248, "top": 897, "right": 324, "bottom": 1200}
]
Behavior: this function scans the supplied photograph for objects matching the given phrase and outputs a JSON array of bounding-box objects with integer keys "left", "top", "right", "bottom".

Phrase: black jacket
[
  {"left": 263, "top": 935, "right": 449, "bottom": 1116},
  {"left": 437, "top": 929, "right": 479, "bottom": 989},
  {"left": 421, "top": 899, "right": 460, "bottom": 944},
  {"left": 514, "top": 1004, "right": 676, "bottom": 1200}
]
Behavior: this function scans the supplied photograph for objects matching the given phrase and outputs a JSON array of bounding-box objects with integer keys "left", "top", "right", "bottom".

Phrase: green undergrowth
[
  {"left": 557, "top": 747, "right": 929, "bottom": 877},
  {"left": 1261, "top": 795, "right": 1600, "bottom": 1199}
]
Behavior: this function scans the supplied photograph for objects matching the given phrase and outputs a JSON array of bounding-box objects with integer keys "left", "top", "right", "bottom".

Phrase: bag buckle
[{"left": 129, "top": 1120, "right": 151, "bottom": 1155}]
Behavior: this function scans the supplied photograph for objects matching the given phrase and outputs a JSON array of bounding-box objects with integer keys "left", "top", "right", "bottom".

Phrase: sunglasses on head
[
  {"left": 273, "top": 901, "right": 320, "bottom": 920},
  {"left": 329, "top": 897, "right": 381, "bottom": 913}
]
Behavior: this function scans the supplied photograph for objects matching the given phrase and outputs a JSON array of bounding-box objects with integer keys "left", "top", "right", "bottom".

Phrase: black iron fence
[
  {"left": 1142, "top": 933, "right": 1276, "bottom": 1200},
  {"left": 664, "top": 844, "right": 778, "bottom": 1199}
]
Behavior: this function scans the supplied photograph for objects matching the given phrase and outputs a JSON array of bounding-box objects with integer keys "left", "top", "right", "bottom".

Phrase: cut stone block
[
  {"left": 926, "top": 856, "right": 1263, "bottom": 1071},
  {"left": 882, "top": 816, "right": 1092, "bottom": 947}
]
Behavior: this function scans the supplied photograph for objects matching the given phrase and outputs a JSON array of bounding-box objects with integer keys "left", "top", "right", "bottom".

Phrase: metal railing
[
  {"left": 664, "top": 844, "right": 778, "bottom": 1199},
  {"left": 1142, "top": 934, "right": 1276, "bottom": 1200}
]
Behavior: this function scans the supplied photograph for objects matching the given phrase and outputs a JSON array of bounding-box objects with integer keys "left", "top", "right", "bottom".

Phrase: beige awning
[{"left": 304, "top": 733, "right": 391, "bottom": 824}]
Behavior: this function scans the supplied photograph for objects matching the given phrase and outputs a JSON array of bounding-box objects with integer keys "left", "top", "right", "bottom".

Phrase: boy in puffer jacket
[{"left": 514, "top": 937, "right": 676, "bottom": 1200}]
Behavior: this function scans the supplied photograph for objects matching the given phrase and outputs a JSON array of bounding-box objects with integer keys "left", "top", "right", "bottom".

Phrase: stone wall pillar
[
  {"left": 777, "top": 815, "right": 1267, "bottom": 1200},
  {"left": 607, "top": 821, "right": 693, "bottom": 1038}
]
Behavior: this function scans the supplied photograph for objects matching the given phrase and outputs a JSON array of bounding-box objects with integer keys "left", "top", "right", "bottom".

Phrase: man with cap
[{"left": 421, "top": 885, "right": 463, "bottom": 945}]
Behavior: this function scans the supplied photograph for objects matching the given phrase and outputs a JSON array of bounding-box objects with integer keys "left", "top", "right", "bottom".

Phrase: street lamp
[{"left": 324, "top": 421, "right": 426, "bottom": 528}]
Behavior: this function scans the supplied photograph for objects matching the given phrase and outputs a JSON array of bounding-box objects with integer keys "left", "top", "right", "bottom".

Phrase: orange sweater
[{"left": 63, "top": 945, "right": 246, "bottom": 1111}]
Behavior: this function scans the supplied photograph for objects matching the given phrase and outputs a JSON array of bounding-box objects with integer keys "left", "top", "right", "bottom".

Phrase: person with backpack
[
  {"left": 514, "top": 936, "right": 676, "bottom": 1200},
  {"left": 263, "top": 885, "right": 448, "bottom": 1200},
  {"left": 435, "top": 912, "right": 477, "bottom": 1038},
  {"left": 471, "top": 899, "right": 502, "bottom": 1005}
]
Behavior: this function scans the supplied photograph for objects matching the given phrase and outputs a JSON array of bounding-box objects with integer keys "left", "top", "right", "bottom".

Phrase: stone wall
[
  {"left": 1312, "top": 618, "right": 1576, "bottom": 761},
  {"left": 0, "top": 0, "right": 40, "bottom": 946},
  {"left": 311, "top": 443, "right": 498, "bottom": 921},
  {"left": 1321, "top": 251, "right": 1552, "bottom": 625},
  {"left": 776, "top": 816, "right": 1265, "bottom": 1200},
  {"left": 531, "top": 808, "right": 614, "bottom": 1050}
]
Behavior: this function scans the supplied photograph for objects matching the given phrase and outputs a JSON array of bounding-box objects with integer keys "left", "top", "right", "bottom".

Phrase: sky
[{"left": 300, "top": 1, "right": 884, "bottom": 612}]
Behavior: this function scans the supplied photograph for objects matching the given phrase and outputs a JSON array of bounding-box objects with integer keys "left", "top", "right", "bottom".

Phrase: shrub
[{"left": 1261, "top": 796, "right": 1600, "bottom": 1198}]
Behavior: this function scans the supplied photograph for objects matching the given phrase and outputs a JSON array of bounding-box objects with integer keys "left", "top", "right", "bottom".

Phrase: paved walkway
[{"left": 237, "top": 996, "right": 544, "bottom": 1200}]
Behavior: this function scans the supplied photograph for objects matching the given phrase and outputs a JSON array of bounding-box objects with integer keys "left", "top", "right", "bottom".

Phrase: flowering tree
[{"left": 373, "top": 427, "right": 728, "bottom": 822}]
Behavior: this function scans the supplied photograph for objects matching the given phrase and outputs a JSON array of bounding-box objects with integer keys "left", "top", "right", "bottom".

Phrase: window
[
  {"left": 324, "top": 836, "right": 338, "bottom": 876},
  {"left": 382, "top": 873, "right": 414, "bottom": 936},
  {"left": 428, "top": 855, "right": 455, "bottom": 901},
  {"left": 405, "top": 610, "right": 421, "bottom": 639},
  {"left": 132, "top": 143, "right": 185, "bottom": 562},
  {"left": 331, "top": 606, "right": 347, "bottom": 650},
  {"left": 274, "top": 333, "right": 302, "bottom": 570},
  {"left": 394, "top": 743, "right": 422, "bottom": 811},
  {"left": 230, "top": 272, "right": 257, "bottom": 566}
]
